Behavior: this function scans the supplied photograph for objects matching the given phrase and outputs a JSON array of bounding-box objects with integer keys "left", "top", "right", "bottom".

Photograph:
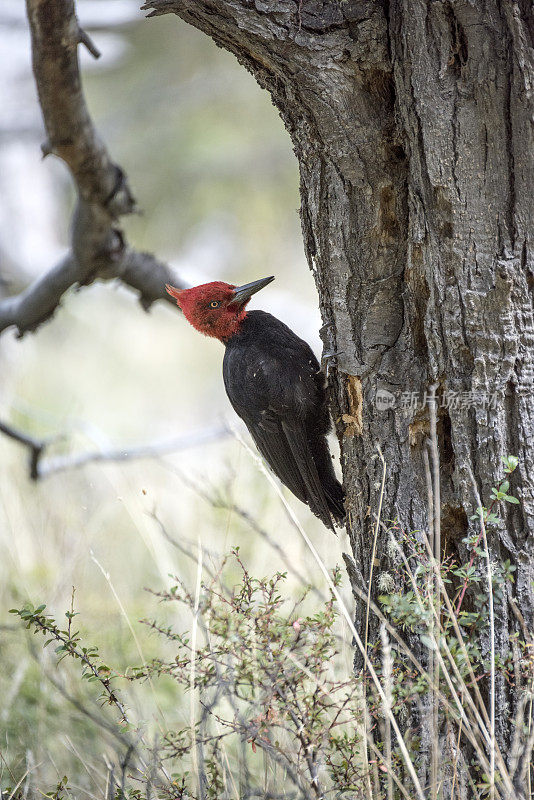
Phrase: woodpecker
[{"left": 166, "top": 277, "right": 345, "bottom": 531}]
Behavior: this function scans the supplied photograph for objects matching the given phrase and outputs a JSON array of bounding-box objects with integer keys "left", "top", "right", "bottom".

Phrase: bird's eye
[{"left": 210, "top": 301, "right": 220, "bottom": 309}]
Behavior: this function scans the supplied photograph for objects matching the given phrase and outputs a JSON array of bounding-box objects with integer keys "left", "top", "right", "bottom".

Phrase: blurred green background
[{"left": 0, "top": 3, "right": 349, "bottom": 795}]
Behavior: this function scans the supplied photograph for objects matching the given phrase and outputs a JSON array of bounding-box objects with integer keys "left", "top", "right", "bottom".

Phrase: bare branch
[
  {"left": 0, "top": 250, "right": 184, "bottom": 337},
  {"left": 26, "top": 0, "right": 132, "bottom": 211},
  {"left": 77, "top": 28, "right": 101, "bottom": 60},
  {"left": 0, "top": 419, "right": 231, "bottom": 480},
  {"left": 0, "top": 0, "right": 186, "bottom": 338},
  {"left": 0, "top": 420, "right": 50, "bottom": 479}
]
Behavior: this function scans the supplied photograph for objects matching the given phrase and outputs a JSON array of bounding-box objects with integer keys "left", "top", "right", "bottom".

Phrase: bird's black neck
[{"left": 224, "top": 310, "right": 273, "bottom": 347}]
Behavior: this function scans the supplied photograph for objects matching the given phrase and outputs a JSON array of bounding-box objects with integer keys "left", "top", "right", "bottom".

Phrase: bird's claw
[
  {"left": 322, "top": 348, "right": 344, "bottom": 360},
  {"left": 321, "top": 349, "right": 345, "bottom": 378}
]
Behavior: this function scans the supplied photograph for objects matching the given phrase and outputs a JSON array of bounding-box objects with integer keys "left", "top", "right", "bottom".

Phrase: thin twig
[
  {"left": 362, "top": 443, "right": 386, "bottom": 800},
  {"left": 26, "top": 638, "right": 134, "bottom": 750},
  {"left": 468, "top": 470, "right": 496, "bottom": 800},
  {"left": 380, "top": 623, "right": 394, "bottom": 800},
  {"left": 427, "top": 382, "right": 441, "bottom": 799},
  {"left": 190, "top": 541, "right": 207, "bottom": 800},
  {"left": 90, "top": 552, "right": 169, "bottom": 729},
  {"left": 77, "top": 27, "right": 101, "bottom": 59},
  {"left": 0, "top": 420, "right": 50, "bottom": 479},
  {"left": 0, "top": 417, "right": 230, "bottom": 480}
]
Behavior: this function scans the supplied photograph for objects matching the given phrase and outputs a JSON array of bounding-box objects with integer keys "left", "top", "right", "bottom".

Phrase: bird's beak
[{"left": 232, "top": 276, "right": 274, "bottom": 306}]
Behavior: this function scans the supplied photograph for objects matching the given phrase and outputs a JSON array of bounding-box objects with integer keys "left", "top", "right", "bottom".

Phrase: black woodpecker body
[{"left": 166, "top": 277, "right": 345, "bottom": 531}]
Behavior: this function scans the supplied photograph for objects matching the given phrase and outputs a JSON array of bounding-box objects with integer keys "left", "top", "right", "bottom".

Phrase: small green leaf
[{"left": 502, "top": 455, "right": 519, "bottom": 472}]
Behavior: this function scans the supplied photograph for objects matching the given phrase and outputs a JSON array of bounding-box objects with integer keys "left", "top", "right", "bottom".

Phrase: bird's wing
[
  {"left": 280, "top": 416, "right": 337, "bottom": 529},
  {"left": 234, "top": 406, "right": 308, "bottom": 505},
  {"left": 224, "top": 349, "right": 335, "bottom": 529}
]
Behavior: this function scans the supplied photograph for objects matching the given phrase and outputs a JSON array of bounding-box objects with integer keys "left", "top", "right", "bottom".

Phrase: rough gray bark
[
  {"left": 144, "top": 0, "right": 533, "bottom": 794},
  {"left": 0, "top": 0, "right": 185, "bottom": 338}
]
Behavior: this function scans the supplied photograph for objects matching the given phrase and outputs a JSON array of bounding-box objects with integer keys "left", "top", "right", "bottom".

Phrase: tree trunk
[{"left": 144, "top": 0, "right": 534, "bottom": 794}]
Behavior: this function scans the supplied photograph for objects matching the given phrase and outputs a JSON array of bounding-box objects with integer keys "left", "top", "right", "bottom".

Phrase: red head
[{"left": 166, "top": 277, "right": 274, "bottom": 342}]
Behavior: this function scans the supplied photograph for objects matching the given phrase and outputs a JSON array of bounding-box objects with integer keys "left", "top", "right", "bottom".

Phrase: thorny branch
[{"left": 0, "top": 0, "right": 185, "bottom": 339}]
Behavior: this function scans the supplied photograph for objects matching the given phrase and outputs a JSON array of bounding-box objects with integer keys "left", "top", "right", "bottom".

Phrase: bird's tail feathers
[{"left": 281, "top": 418, "right": 343, "bottom": 532}]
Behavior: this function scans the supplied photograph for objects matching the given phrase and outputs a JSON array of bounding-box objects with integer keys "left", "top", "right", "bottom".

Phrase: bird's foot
[
  {"left": 321, "top": 348, "right": 345, "bottom": 378},
  {"left": 320, "top": 319, "right": 342, "bottom": 377}
]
